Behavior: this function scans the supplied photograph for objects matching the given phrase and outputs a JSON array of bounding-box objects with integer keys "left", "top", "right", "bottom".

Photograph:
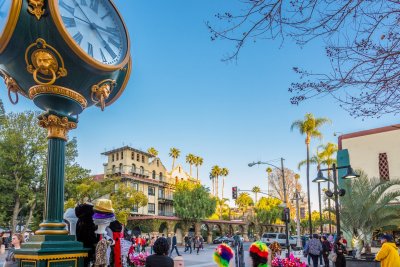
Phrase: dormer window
[
  {"left": 121, "top": 151, "right": 123, "bottom": 159},
  {"left": 157, "top": 160, "right": 159, "bottom": 167}
]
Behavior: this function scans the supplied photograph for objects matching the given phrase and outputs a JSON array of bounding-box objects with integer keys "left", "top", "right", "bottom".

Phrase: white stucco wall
[{"left": 341, "top": 129, "right": 400, "bottom": 179}]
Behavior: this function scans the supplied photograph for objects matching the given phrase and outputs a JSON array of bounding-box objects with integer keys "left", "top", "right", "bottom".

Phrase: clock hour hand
[{"left": 92, "top": 23, "right": 119, "bottom": 37}]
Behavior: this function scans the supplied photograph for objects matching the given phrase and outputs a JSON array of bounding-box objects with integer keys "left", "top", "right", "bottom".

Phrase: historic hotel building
[{"left": 102, "top": 146, "right": 197, "bottom": 217}]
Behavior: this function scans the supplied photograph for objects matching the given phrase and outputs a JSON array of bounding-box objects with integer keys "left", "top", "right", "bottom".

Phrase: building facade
[
  {"left": 338, "top": 124, "right": 400, "bottom": 180},
  {"left": 102, "top": 146, "right": 197, "bottom": 217}
]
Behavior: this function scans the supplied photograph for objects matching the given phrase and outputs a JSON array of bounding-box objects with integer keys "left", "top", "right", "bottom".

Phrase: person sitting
[{"left": 145, "top": 237, "right": 174, "bottom": 267}]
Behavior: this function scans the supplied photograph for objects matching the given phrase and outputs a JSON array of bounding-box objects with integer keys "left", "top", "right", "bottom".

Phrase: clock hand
[
  {"left": 92, "top": 23, "right": 119, "bottom": 37},
  {"left": 74, "top": 15, "right": 90, "bottom": 24},
  {"left": 71, "top": 0, "right": 92, "bottom": 24}
]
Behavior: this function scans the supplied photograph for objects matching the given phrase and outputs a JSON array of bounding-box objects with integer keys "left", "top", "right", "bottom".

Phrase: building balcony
[
  {"left": 158, "top": 211, "right": 175, "bottom": 217},
  {"left": 158, "top": 194, "right": 174, "bottom": 201}
]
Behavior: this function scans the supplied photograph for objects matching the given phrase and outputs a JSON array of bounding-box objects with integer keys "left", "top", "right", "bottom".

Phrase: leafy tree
[
  {"left": 173, "top": 181, "right": 216, "bottom": 222},
  {"left": 147, "top": 147, "right": 158, "bottom": 157},
  {"left": 251, "top": 186, "right": 261, "bottom": 204},
  {"left": 169, "top": 147, "right": 180, "bottom": 170},
  {"left": 185, "top": 154, "right": 196, "bottom": 177},
  {"left": 65, "top": 177, "right": 115, "bottom": 206},
  {"left": 194, "top": 156, "right": 204, "bottom": 180},
  {"left": 210, "top": 165, "right": 221, "bottom": 197},
  {"left": 255, "top": 197, "right": 282, "bottom": 225},
  {"left": 291, "top": 113, "right": 331, "bottom": 234},
  {"left": 208, "top": 1, "right": 400, "bottom": 117},
  {"left": 0, "top": 111, "right": 47, "bottom": 232},
  {"left": 110, "top": 183, "right": 148, "bottom": 225},
  {"left": 235, "top": 192, "right": 254, "bottom": 216},
  {"left": 340, "top": 172, "right": 400, "bottom": 257}
]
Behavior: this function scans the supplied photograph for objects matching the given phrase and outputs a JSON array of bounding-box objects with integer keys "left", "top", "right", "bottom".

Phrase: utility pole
[{"left": 293, "top": 175, "right": 302, "bottom": 248}]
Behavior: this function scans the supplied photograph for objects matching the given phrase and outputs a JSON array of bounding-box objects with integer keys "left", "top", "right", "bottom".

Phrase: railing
[
  {"left": 158, "top": 211, "right": 175, "bottom": 217},
  {"left": 105, "top": 167, "right": 149, "bottom": 177},
  {"left": 158, "top": 194, "right": 174, "bottom": 201}
]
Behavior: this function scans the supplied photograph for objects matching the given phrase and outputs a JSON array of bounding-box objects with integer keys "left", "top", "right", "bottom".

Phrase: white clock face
[
  {"left": 0, "top": 0, "right": 12, "bottom": 36},
  {"left": 57, "top": 0, "right": 128, "bottom": 66}
]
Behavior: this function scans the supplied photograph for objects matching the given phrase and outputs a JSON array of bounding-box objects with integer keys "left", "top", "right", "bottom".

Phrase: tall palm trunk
[
  {"left": 172, "top": 158, "right": 176, "bottom": 170},
  {"left": 222, "top": 177, "right": 225, "bottom": 200},
  {"left": 255, "top": 193, "right": 258, "bottom": 204},
  {"left": 306, "top": 136, "right": 313, "bottom": 235},
  {"left": 189, "top": 164, "right": 192, "bottom": 176},
  {"left": 196, "top": 167, "right": 199, "bottom": 180}
]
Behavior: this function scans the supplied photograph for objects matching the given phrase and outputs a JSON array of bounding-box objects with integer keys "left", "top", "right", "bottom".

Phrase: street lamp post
[
  {"left": 248, "top": 158, "right": 290, "bottom": 258},
  {"left": 292, "top": 175, "right": 303, "bottom": 248},
  {"left": 312, "top": 163, "right": 359, "bottom": 236}
]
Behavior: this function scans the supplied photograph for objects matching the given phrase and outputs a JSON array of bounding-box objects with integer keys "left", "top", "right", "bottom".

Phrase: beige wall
[{"left": 341, "top": 129, "right": 400, "bottom": 179}]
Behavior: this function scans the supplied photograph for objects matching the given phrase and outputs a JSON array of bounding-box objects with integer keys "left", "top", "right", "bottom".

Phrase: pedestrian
[
  {"left": 184, "top": 235, "right": 192, "bottom": 254},
  {"left": 145, "top": 237, "right": 174, "bottom": 267},
  {"left": 195, "top": 236, "right": 201, "bottom": 255},
  {"left": 249, "top": 241, "right": 271, "bottom": 267},
  {"left": 4, "top": 233, "right": 23, "bottom": 267},
  {"left": 200, "top": 236, "right": 204, "bottom": 250},
  {"left": 321, "top": 236, "right": 331, "bottom": 267},
  {"left": 269, "top": 241, "right": 281, "bottom": 261},
  {"left": 149, "top": 236, "right": 155, "bottom": 254},
  {"left": 169, "top": 233, "right": 181, "bottom": 257},
  {"left": 141, "top": 237, "right": 146, "bottom": 252},
  {"left": 375, "top": 234, "right": 400, "bottom": 267},
  {"left": 213, "top": 243, "right": 234, "bottom": 267},
  {"left": 334, "top": 237, "right": 347, "bottom": 267},
  {"left": 307, "top": 234, "right": 323, "bottom": 267},
  {"left": 136, "top": 235, "right": 142, "bottom": 253},
  {"left": 167, "top": 234, "right": 172, "bottom": 248},
  {"left": 183, "top": 235, "right": 189, "bottom": 253}
]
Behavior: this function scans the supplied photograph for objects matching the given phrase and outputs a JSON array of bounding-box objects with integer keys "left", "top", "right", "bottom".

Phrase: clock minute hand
[
  {"left": 92, "top": 23, "right": 118, "bottom": 37},
  {"left": 71, "top": 0, "right": 92, "bottom": 24}
]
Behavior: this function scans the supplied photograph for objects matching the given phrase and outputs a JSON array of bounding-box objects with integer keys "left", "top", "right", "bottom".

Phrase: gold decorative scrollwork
[
  {"left": 25, "top": 38, "right": 67, "bottom": 86},
  {"left": 38, "top": 114, "right": 77, "bottom": 141},
  {"left": 91, "top": 79, "right": 116, "bottom": 111},
  {"left": 0, "top": 69, "right": 27, "bottom": 105},
  {"left": 28, "top": 0, "right": 45, "bottom": 20},
  {"left": 29, "top": 85, "right": 87, "bottom": 109}
]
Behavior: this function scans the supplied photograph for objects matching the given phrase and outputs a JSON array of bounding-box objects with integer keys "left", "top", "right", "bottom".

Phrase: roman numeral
[
  {"left": 100, "top": 48, "right": 107, "bottom": 62},
  {"left": 101, "top": 12, "right": 110, "bottom": 20},
  {"left": 87, "top": 42, "right": 93, "bottom": 57},
  {"left": 104, "top": 44, "right": 116, "bottom": 59},
  {"left": 90, "top": 0, "right": 99, "bottom": 14},
  {"left": 106, "top": 27, "right": 119, "bottom": 37},
  {"left": 73, "top": 32, "right": 83, "bottom": 45},
  {"left": 62, "top": 16, "right": 76, "bottom": 28},
  {"left": 60, "top": 0, "right": 74, "bottom": 15},
  {"left": 108, "top": 36, "right": 120, "bottom": 48},
  {"left": 81, "top": 0, "right": 87, "bottom": 6}
]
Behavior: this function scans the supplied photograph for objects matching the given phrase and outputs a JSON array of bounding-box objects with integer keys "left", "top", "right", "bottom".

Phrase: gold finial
[
  {"left": 28, "top": 0, "right": 45, "bottom": 20},
  {"left": 38, "top": 114, "right": 77, "bottom": 140}
]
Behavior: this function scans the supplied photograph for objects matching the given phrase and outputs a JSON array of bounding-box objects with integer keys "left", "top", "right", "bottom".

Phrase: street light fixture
[
  {"left": 248, "top": 158, "right": 291, "bottom": 258},
  {"left": 313, "top": 163, "right": 359, "bottom": 236}
]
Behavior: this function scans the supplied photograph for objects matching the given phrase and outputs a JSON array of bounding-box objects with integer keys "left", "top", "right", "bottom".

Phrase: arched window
[
  {"left": 140, "top": 166, "right": 144, "bottom": 175},
  {"left": 112, "top": 165, "right": 116, "bottom": 173},
  {"left": 157, "top": 160, "right": 159, "bottom": 167},
  {"left": 132, "top": 164, "right": 136, "bottom": 173},
  {"left": 159, "top": 172, "right": 163, "bottom": 181},
  {"left": 121, "top": 151, "right": 123, "bottom": 159},
  {"left": 152, "top": 170, "right": 156, "bottom": 179},
  {"left": 116, "top": 153, "right": 119, "bottom": 161},
  {"left": 119, "top": 163, "right": 123, "bottom": 173}
]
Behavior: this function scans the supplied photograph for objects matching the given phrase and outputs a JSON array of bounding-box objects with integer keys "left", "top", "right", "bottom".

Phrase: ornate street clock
[{"left": 0, "top": 1, "right": 133, "bottom": 267}]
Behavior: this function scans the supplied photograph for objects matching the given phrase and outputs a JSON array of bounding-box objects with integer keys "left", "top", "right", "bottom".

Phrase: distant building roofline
[
  {"left": 101, "top": 145, "right": 154, "bottom": 157},
  {"left": 338, "top": 124, "right": 400, "bottom": 150}
]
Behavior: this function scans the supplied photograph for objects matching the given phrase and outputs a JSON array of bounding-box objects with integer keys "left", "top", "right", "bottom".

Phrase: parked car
[
  {"left": 213, "top": 236, "right": 234, "bottom": 245},
  {"left": 260, "top": 233, "right": 296, "bottom": 247}
]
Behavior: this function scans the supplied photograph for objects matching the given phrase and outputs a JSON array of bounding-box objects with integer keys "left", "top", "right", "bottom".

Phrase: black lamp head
[
  {"left": 313, "top": 170, "right": 328, "bottom": 183},
  {"left": 342, "top": 166, "right": 360, "bottom": 179}
]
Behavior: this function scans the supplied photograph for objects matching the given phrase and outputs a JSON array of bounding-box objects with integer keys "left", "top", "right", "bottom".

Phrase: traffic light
[
  {"left": 232, "top": 186, "right": 238, "bottom": 199},
  {"left": 281, "top": 208, "right": 290, "bottom": 222}
]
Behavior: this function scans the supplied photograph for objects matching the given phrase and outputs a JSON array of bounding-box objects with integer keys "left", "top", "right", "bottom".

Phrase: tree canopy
[
  {"left": 208, "top": 1, "right": 400, "bottom": 117},
  {"left": 255, "top": 197, "right": 282, "bottom": 225},
  {"left": 173, "top": 181, "right": 216, "bottom": 222}
]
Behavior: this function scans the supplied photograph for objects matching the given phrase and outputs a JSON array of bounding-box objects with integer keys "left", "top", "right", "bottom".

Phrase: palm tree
[
  {"left": 252, "top": 186, "right": 261, "bottom": 204},
  {"left": 340, "top": 173, "right": 400, "bottom": 257},
  {"left": 220, "top": 167, "right": 229, "bottom": 200},
  {"left": 320, "top": 142, "right": 338, "bottom": 233},
  {"left": 186, "top": 154, "right": 196, "bottom": 177},
  {"left": 194, "top": 156, "right": 203, "bottom": 180},
  {"left": 211, "top": 165, "right": 221, "bottom": 197},
  {"left": 209, "top": 172, "right": 215, "bottom": 196},
  {"left": 147, "top": 147, "right": 158, "bottom": 157},
  {"left": 217, "top": 198, "right": 230, "bottom": 220},
  {"left": 291, "top": 113, "right": 331, "bottom": 235},
  {"left": 169, "top": 148, "right": 180, "bottom": 170}
]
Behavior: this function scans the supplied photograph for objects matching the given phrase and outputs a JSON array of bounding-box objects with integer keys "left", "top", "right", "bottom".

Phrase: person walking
[
  {"left": 169, "top": 233, "right": 181, "bottom": 257},
  {"left": 195, "top": 236, "right": 201, "bottom": 255},
  {"left": 145, "top": 237, "right": 174, "bottom": 267},
  {"left": 321, "top": 236, "right": 331, "bottom": 267},
  {"left": 4, "top": 234, "right": 23, "bottom": 267},
  {"left": 167, "top": 234, "right": 172, "bottom": 249},
  {"left": 307, "top": 234, "right": 323, "bottom": 267},
  {"left": 375, "top": 234, "right": 400, "bottom": 267},
  {"left": 149, "top": 236, "right": 155, "bottom": 254},
  {"left": 334, "top": 237, "right": 347, "bottom": 267}
]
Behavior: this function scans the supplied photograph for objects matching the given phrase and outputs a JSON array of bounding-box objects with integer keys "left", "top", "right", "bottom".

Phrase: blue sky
[{"left": 2, "top": 1, "right": 398, "bottom": 210}]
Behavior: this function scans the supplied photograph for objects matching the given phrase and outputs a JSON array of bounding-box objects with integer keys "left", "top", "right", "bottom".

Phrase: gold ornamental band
[
  {"left": 29, "top": 85, "right": 87, "bottom": 109},
  {"left": 0, "top": 1, "right": 22, "bottom": 53},
  {"left": 15, "top": 253, "right": 88, "bottom": 260},
  {"left": 35, "top": 229, "right": 69, "bottom": 235},
  {"left": 38, "top": 114, "right": 77, "bottom": 141},
  {"left": 39, "top": 222, "right": 67, "bottom": 228}
]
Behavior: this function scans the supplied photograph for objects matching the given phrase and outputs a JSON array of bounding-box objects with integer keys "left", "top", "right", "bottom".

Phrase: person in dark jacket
[
  {"left": 169, "top": 233, "right": 181, "bottom": 257},
  {"left": 145, "top": 237, "right": 174, "bottom": 267},
  {"left": 334, "top": 237, "right": 347, "bottom": 267},
  {"left": 321, "top": 236, "right": 331, "bottom": 267}
]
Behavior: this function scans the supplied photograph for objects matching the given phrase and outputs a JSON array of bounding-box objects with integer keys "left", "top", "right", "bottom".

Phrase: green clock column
[{"left": 15, "top": 113, "right": 88, "bottom": 267}]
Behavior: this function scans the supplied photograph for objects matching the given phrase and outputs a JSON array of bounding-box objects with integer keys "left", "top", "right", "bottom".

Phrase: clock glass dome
[{"left": 56, "top": 0, "right": 129, "bottom": 68}]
